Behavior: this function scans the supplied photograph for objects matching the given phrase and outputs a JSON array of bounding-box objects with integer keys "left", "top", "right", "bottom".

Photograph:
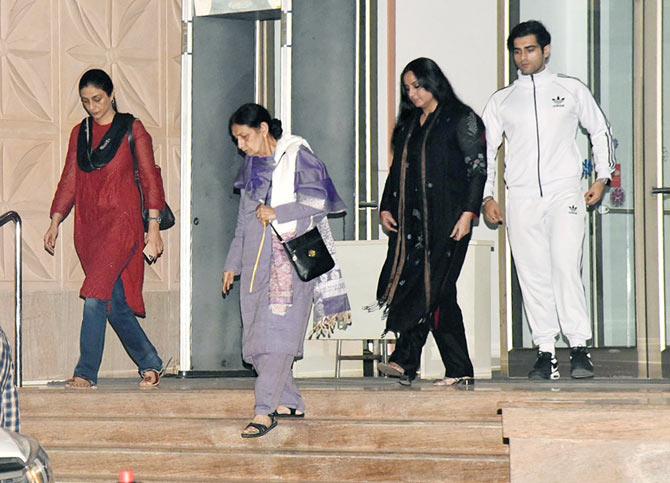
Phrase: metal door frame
[
  {"left": 178, "top": 0, "right": 291, "bottom": 374},
  {"left": 499, "top": 0, "right": 658, "bottom": 377}
]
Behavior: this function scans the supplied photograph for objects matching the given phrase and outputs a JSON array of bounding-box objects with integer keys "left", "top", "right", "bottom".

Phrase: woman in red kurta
[{"left": 44, "top": 69, "right": 166, "bottom": 389}]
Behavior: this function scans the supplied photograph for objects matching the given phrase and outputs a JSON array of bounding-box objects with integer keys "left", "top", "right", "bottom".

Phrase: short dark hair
[
  {"left": 228, "top": 103, "right": 283, "bottom": 145},
  {"left": 507, "top": 20, "right": 551, "bottom": 51}
]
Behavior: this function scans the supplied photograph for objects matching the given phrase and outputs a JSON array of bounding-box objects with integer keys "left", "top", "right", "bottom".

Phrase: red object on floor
[
  {"left": 119, "top": 469, "right": 135, "bottom": 483},
  {"left": 611, "top": 163, "right": 621, "bottom": 188}
]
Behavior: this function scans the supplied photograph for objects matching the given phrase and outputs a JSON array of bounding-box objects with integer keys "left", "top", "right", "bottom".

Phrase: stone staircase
[
  {"left": 19, "top": 385, "right": 510, "bottom": 482},
  {"left": 501, "top": 401, "right": 670, "bottom": 482}
]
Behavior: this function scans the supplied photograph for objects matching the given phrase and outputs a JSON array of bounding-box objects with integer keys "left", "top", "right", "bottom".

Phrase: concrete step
[
  {"left": 501, "top": 405, "right": 670, "bottom": 440},
  {"left": 23, "top": 416, "right": 507, "bottom": 456},
  {"left": 501, "top": 404, "right": 670, "bottom": 482},
  {"left": 49, "top": 447, "right": 510, "bottom": 482},
  {"left": 60, "top": 478, "right": 269, "bottom": 483},
  {"left": 20, "top": 388, "right": 503, "bottom": 421},
  {"left": 60, "top": 479, "right": 257, "bottom": 483},
  {"left": 21, "top": 385, "right": 512, "bottom": 481}
]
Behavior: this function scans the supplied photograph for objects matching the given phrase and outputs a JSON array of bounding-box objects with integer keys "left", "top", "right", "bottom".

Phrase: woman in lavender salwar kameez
[{"left": 223, "top": 104, "right": 351, "bottom": 438}]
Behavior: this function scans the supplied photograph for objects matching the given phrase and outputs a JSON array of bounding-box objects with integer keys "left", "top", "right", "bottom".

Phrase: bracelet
[
  {"left": 147, "top": 216, "right": 162, "bottom": 224},
  {"left": 482, "top": 196, "right": 494, "bottom": 206}
]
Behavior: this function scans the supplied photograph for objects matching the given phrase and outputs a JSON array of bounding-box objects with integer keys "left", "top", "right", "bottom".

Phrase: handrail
[{"left": 0, "top": 211, "right": 22, "bottom": 387}]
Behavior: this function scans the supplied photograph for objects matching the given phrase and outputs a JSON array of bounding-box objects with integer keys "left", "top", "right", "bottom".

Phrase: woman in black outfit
[{"left": 376, "top": 57, "right": 487, "bottom": 386}]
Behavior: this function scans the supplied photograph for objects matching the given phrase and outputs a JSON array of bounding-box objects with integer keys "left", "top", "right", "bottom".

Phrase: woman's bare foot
[
  {"left": 241, "top": 414, "right": 275, "bottom": 437},
  {"left": 65, "top": 376, "right": 96, "bottom": 389},
  {"left": 433, "top": 376, "right": 474, "bottom": 386},
  {"left": 139, "top": 369, "right": 160, "bottom": 389},
  {"left": 378, "top": 362, "right": 405, "bottom": 377},
  {"left": 275, "top": 405, "right": 305, "bottom": 417}
]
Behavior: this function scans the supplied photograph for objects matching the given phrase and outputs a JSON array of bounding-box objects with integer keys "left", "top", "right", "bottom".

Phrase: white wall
[
  {"left": 377, "top": 0, "right": 501, "bottom": 362},
  {"left": 519, "top": 0, "right": 589, "bottom": 81}
]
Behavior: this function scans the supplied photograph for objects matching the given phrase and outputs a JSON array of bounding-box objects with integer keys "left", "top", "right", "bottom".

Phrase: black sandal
[
  {"left": 241, "top": 414, "right": 277, "bottom": 438},
  {"left": 272, "top": 407, "right": 305, "bottom": 418}
]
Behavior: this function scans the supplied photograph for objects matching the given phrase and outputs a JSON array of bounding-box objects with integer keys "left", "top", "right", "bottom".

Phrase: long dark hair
[
  {"left": 392, "top": 58, "right": 466, "bottom": 149},
  {"left": 79, "top": 68, "right": 117, "bottom": 112},
  {"left": 228, "top": 103, "right": 283, "bottom": 145}
]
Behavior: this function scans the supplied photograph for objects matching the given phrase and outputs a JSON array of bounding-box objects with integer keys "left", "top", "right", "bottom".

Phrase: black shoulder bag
[
  {"left": 263, "top": 173, "right": 333, "bottom": 282},
  {"left": 128, "top": 123, "right": 176, "bottom": 231},
  {"left": 269, "top": 222, "right": 334, "bottom": 282},
  {"left": 257, "top": 149, "right": 334, "bottom": 282}
]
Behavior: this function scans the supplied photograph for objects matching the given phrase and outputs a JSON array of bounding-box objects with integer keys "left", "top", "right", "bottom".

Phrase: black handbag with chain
[
  {"left": 128, "top": 122, "right": 176, "bottom": 231},
  {"left": 270, "top": 223, "right": 334, "bottom": 282}
]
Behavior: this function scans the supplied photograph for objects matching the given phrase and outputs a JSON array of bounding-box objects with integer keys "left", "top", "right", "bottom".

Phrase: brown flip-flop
[
  {"left": 139, "top": 369, "right": 160, "bottom": 389},
  {"left": 65, "top": 376, "right": 97, "bottom": 390}
]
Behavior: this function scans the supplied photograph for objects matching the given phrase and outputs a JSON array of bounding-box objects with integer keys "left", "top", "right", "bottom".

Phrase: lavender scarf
[{"left": 240, "top": 136, "right": 352, "bottom": 337}]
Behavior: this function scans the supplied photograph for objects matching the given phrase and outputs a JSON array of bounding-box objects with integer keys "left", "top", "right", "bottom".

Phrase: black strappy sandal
[
  {"left": 241, "top": 414, "right": 277, "bottom": 439},
  {"left": 272, "top": 407, "right": 305, "bottom": 418}
]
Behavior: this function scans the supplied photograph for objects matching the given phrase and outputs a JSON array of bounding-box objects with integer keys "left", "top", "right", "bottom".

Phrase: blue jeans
[{"left": 74, "top": 278, "right": 162, "bottom": 385}]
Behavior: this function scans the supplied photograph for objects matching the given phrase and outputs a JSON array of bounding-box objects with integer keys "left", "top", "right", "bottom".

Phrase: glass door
[
  {"left": 507, "top": 0, "right": 638, "bottom": 376},
  {"left": 662, "top": 0, "right": 670, "bottom": 377},
  {"left": 590, "top": 0, "right": 637, "bottom": 363}
]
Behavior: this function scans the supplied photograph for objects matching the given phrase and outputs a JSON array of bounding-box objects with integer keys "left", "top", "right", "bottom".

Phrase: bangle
[
  {"left": 482, "top": 196, "right": 494, "bottom": 206},
  {"left": 147, "top": 216, "right": 162, "bottom": 224}
]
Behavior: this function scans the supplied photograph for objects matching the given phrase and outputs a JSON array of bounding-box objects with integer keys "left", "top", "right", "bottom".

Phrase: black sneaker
[
  {"left": 528, "top": 351, "right": 560, "bottom": 380},
  {"left": 570, "top": 347, "right": 594, "bottom": 379}
]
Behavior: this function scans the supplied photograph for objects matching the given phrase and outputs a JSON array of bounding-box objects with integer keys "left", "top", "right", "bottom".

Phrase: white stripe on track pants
[{"left": 506, "top": 189, "right": 592, "bottom": 347}]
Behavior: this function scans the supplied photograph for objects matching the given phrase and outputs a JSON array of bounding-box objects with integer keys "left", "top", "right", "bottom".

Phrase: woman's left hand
[
  {"left": 256, "top": 204, "right": 277, "bottom": 225},
  {"left": 450, "top": 212, "right": 475, "bottom": 241},
  {"left": 144, "top": 225, "right": 164, "bottom": 260}
]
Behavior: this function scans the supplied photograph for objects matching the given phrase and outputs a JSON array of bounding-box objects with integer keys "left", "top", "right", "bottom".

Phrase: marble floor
[{"left": 29, "top": 374, "right": 670, "bottom": 395}]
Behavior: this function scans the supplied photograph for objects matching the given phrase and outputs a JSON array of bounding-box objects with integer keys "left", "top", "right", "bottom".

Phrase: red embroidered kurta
[{"left": 50, "top": 119, "right": 166, "bottom": 316}]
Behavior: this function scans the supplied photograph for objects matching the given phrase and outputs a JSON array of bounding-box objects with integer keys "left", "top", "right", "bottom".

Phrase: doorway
[
  {"left": 180, "top": 0, "right": 357, "bottom": 374},
  {"left": 505, "top": 0, "right": 640, "bottom": 376}
]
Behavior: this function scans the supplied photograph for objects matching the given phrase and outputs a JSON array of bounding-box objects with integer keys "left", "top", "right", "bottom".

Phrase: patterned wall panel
[
  {"left": 0, "top": 0, "right": 55, "bottom": 123},
  {"left": 61, "top": 0, "right": 163, "bottom": 127},
  {"left": 61, "top": 0, "right": 177, "bottom": 290},
  {"left": 0, "top": 0, "right": 181, "bottom": 380},
  {"left": 168, "top": 141, "right": 180, "bottom": 285},
  {"left": 0, "top": 0, "right": 181, "bottom": 291},
  {"left": 0, "top": 0, "right": 58, "bottom": 290},
  {"left": 0, "top": 137, "right": 57, "bottom": 281},
  {"left": 168, "top": 0, "right": 182, "bottom": 136}
]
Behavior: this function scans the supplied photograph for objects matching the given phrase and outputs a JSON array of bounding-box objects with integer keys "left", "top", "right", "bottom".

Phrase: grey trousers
[{"left": 251, "top": 352, "right": 305, "bottom": 416}]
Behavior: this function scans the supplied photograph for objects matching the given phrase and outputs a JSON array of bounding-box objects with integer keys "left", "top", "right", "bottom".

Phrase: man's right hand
[
  {"left": 483, "top": 199, "right": 504, "bottom": 225},
  {"left": 380, "top": 210, "right": 398, "bottom": 233}
]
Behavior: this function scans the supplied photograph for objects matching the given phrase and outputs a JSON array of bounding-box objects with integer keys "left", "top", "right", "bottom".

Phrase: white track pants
[{"left": 506, "top": 189, "right": 592, "bottom": 347}]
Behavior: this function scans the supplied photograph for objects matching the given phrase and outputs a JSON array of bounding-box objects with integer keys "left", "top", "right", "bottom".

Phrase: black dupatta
[
  {"left": 376, "top": 105, "right": 487, "bottom": 334},
  {"left": 77, "top": 113, "right": 134, "bottom": 172}
]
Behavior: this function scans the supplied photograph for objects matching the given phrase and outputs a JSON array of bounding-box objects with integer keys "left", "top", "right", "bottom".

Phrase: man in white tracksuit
[{"left": 482, "top": 20, "right": 615, "bottom": 380}]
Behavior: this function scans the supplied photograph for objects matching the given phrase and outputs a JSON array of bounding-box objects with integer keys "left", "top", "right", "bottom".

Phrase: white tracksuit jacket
[{"left": 482, "top": 67, "right": 615, "bottom": 349}]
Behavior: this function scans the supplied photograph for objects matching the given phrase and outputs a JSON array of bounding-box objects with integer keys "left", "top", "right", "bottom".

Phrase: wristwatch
[{"left": 147, "top": 216, "right": 162, "bottom": 224}]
